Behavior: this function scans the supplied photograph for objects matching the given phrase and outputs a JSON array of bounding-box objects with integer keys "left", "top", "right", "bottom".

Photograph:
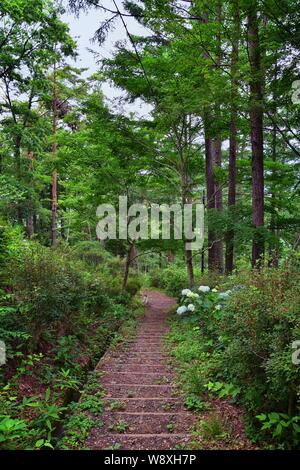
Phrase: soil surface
[{"left": 85, "top": 290, "right": 252, "bottom": 450}]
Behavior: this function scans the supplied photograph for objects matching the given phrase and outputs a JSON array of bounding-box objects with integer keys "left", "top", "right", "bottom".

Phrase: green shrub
[
  {"left": 72, "top": 241, "right": 105, "bottom": 266},
  {"left": 149, "top": 266, "right": 188, "bottom": 296},
  {"left": 125, "top": 277, "right": 141, "bottom": 296},
  {"left": 0, "top": 221, "right": 23, "bottom": 285},
  {"left": 219, "top": 267, "right": 300, "bottom": 417},
  {"left": 172, "top": 263, "right": 300, "bottom": 448},
  {"left": 11, "top": 244, "right": 85, "bottom": 348}
]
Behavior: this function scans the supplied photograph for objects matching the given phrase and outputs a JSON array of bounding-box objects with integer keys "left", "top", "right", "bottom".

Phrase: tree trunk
[
  {"left": 51, "top": 63, "right": 57, "bottom": 247},
  {"left": 212, "top": 138, "right": 224, "bottom": 272},
  {"left": 15, "top": 135, "right": 22, "bottom": 224},
  {"left": 61, "top": 216, "right": 66, "bottom": 240},
  {"left": 167, "top": 250, "right": 174, "bottom": 263},
  {"left": 27, "top": 151, "right": 34, "bottom": 238},
  {"left": 183, "top": 188, "right": 194, "bottom": 287},
  {"left": 212, "top": 2, "right": 224, "bottom": 273},
  {"left": 201, "top": 190, "right": 205, "bottom": 273},
  {"left": 269, "top": 59, "right": 279, "bottom": 267},
  {"left": 248, "top": 1, "right": 264, "bottom": 267},
  {"left": 123, "top": 243, "right": 135, "bottom": 289},
  {"left": 205, "top": 132, "right": 220, "bottom": 272},
  {"left": 225, "top": 0, "right": 240, "bottom": 274},
  {"left": 202, "top": 8, "right": 223, "bottom": 274}
]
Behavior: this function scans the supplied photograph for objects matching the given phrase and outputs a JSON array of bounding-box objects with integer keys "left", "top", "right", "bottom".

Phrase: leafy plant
[
  {"left": 205, "top": 381, "right": 241, "bottom": 400},
  {"left": 0, "top": 417, "right": 27, "bottom": 449},
  {"left": 167, "top": 423, "right": 175, "bottom": 433},
  {"left": 184, "top": 395, "right": 207, "bottom": 412},
  {"left": 108, "top": 400, "right": 126, "bottom": 411},
  {"left": 54, "top": 368, "right": 81, "bottom": 392},
  {"left": 199, "top": 414, "right": 228, "bottom": 441},
  {"left": 108, "top": 420, "right": 129, "bottom": 433},
  {"left": 257, "top": 412, "right": 300, "bottom": 446}
]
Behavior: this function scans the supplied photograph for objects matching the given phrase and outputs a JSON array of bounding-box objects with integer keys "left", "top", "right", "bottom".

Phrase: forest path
[{"left": 85, "top": 290, "right": 196, "bottom": 450}]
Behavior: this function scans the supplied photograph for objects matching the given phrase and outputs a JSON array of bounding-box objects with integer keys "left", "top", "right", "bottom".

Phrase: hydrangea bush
[
  {"left": 172, "top": 264, "right": 300, "bottom": 449},
  {"left": 176, "top": 285, "right": 232, "bottom": 330}
]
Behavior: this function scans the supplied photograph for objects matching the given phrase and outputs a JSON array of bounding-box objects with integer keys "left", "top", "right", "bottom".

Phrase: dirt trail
[{"left": 86, "top": 290, "right": 196, "bottom": 450}]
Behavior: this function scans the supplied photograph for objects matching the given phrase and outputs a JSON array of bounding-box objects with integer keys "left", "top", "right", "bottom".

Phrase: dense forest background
[{"left": 0, "top": 0, "right": 300, "bottom": 451}]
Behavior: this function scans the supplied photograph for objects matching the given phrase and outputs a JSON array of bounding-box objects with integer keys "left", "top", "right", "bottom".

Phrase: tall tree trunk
[
  {"left": 27, "top": 151, "right": 34, "bottom": 238},
  {"left": 201, "top": 190, "right": 205, "bottom": 274},
  {"left": 183, "top": 177, "right": 194, "bottom": 285},
  {"left": 248, "top": 1, "right": 264, "bottom": 267},
  {"left": 123, "top": 243, "right": 135, "bottom": 289},
  {"left": 212, "top": 2, "right": 224, "bottom": 273},
  {"left": 269, "top": 59, "right": 279, "bottom": 267},
  {"left": 183, "top": 190, "right": 194, "bottom": 288},
  {"left": 185, "top": 244, "right": 194, "bottom": 288},
  {"left": 51, "top": 63, "right": 57, "bottom": 247},
  {"left": 167, "top": 250, "right": 174, "bottom": 263},
  {"left": 61, "top": 216, "right": 66, "bottom": 240},
  {"left": 205, "top": 131, "right": 219, "bottom": 272},
  {"left": 202, "top": 8, "right": 223, "bottom": 274},
  {"left": 179, "top": 138, "right": 194, "bottom": 287},
  {"left": 225, "top": 0, "right": 240, "bottom": 274},
  {"left": 212, "top": 138, "right": 224, "bottom": 272},
  {"left": 15, "top": 135, "right": 22, "bottom": 224}
]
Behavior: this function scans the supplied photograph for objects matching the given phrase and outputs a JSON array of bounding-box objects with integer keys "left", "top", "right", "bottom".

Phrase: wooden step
[
  {"left": 86, "top": 432, "right": 191, "bottom": 450},
  {"left": 103, "top": 384, "right": 179, "bottom": 399}
]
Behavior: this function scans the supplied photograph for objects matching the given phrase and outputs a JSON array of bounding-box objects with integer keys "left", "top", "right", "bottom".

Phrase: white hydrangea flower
[
  {"left": 199, "top": 285, "right": 210, "bottom": 293},
  {"left": 218, "top": 292, "right": 229, "bottom": 299},
  {"left": 177, "top": 305, "right": 188, "bottom": 315},
  {"left": 187, "top": 304, "right": 195, "bottom": 312},
  {"left": 212, "top": 288, "right": 218, "bottom": 292},
  {"left": 215, "top": 304, "right": 222, "bottom": 310},
  {"left": 181, "top": 289, "right": 192, "bottom": 296},
  {"left": 187, "top": 291, "right": 199, "bottom": 298}
]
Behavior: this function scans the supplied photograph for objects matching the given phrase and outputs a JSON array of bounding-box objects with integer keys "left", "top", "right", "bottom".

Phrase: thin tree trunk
[
  {"left": 269, "top": 59, "right": 279, "bottom": 267},
  {"left": 202, "top": 9, "right": 223, "bottom": 274},
  {"left": 178, "top": 133, "right": 194, "bottom": 287},
  {"left": 248, "top": 1, "right": 264, "bottom": 267},
  {"left": 51, "top": 62, "right": 57, "bottom": 247},
  {"left": 212, "top": 2, "right": 224, "bottom": 273},
  {"left": 205, "top": 131, "right": 219, "bottom": 272},
  {"left": 123, "top": 243, "right": 135, "bottom": 289},
  {"left": 212, "top": 138, "right": 224, "bottom": 272},
  {"left": 61, "top": 216, "right": 66, "bottom": 240},
  {"left": 27, "top": 151, "right": 34, "bottom": 238},
  {"left": 225, "top": 0, "right": 240, "bottom": 274},
  {"left": 201, "top": 190, "right": 205, "bottom": 274},
  {"left": 167, "top": 250, "right": 174, "bottom": 263},
  {"left": 183, "top": 190, "right": 194, "bottom": 288},
  {"left": 15, "top": 135, "right": 22, "bottom": 224}
]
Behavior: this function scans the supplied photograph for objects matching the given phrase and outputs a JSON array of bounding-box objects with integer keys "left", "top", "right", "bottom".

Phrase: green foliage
[
  {"left": 184, "top": 395, "right": 206, "bottom": 412},
  {"left": 150, "top": 266, "right": 192, "bottom": 296},
  {"left": 72, "top": 241, "right": 105, "bottom": 266},
  {"left": 54, "top": 369, "right": 81, "bottom": 392},
  {"left": 108, "top": 419, "right": 129, "bottom": 433},
  {"left": 108, "top": 400, "right": 126, "bottom": 411},
  {"left": 172, "top": 264, "right": 300, "bottom": 448},
  {"left": 199, "top": 414, "right": 228, "bottom": 441},
  {"left": 256, "top": 412, "right": 300, "bottom": 447},
  {"left": 0, "top": 417, "right": 27, "bottom": 450},
  {"left": 205, "top": 381, "right": 241, "bottom": 400},
  {"left": 219, "top": 267, "right": 300, "bottom": 419},
  {"left": 125, "top": 277, "right": 141, "bottom": 296},
  {"left": 11, "top": 244, "right": 85, "bottom": 347}
]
